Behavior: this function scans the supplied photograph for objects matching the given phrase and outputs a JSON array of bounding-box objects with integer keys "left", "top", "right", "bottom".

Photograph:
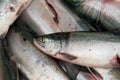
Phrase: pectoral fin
[{"left": 55, "top": 52, "right": 77, "bottom": 61}]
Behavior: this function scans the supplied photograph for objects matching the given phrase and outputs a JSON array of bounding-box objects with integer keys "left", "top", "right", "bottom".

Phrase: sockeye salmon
[
  {"left": 0, "top": 0, "right": 32, "bottom": 38},
  {"left": 7, "top": 28, "right": 69, "bottom": 80},
  {"left": 63, "top": 0, "right": 120, "bottom": 32},
  {"left": 34, "top": 32, "right": 120, "bottom": 68}
]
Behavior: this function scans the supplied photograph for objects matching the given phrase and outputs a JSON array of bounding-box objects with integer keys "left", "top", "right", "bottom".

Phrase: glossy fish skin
[
  {"left": 93, "top": 68, "right": 120, "bottom": 80},
  {"left": 64, "top": 0, "right": 120, "bottom": 32},
  {"left": 20, "top": 0, "right": 95, "bottom": 36},
  {"left": 7, "top": 29, "right": 69, "bottom": 80},
  {"left": 16, "top": 12, "right": 96, "bottom": 80},
  {"left": 76, "top": 71, "right": 97, "bottom": 80},
  {"left": 34, "top": 32, "right": 120, "bottom": 68},
  {"left": 0, "top": 0, "right": 32, "bottom": 38}
]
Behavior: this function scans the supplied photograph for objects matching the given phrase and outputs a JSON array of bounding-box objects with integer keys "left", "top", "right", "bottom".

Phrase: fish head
[{"left": 34, "top": 34, "right": 62, "bottom": 55}]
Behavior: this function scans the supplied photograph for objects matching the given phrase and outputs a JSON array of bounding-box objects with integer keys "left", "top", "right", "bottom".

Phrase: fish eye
[{"left": 38, "top": 38, "right": 45, "bottom": 43}]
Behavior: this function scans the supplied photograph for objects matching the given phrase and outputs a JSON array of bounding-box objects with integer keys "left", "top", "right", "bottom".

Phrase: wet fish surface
[
  {"left": 0, "top": 0, "right": 32, "bottom": 38},
  {"left": 16, "top": 11, "right": 96, "bottom": 80},
  {"left": 7, "top": 28, "right": 69, "bottom": 80},
  {"left": 20, "top": 0, "right": 95, "bottom": 36},
  {"left": 34, "top": 32, "right": 120, "bottom": 68},
  {"left": 63, "top": 0, "right": 120, "bottom": 32},
  {"left": 92, "top": 68, "right": 120, "bottom": 80}
]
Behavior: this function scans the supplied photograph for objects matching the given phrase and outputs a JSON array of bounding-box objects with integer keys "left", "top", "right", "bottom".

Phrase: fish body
[
  {"left": 76, "top": 71, "right": 97, "bottom": 80},
  {"left": 0, "top": 40, "right": 14, "bottom": 80},
  {"left": 20, "top": 0, "right": 95, "bottom": 36},
  {"left": 34, "top": 32, "right": 120, "bottom": 68},
  {"left": 64, "top": 0, "right": 120, "bottom": 32},
  {"left": 16, "top": 8, "right": 96, "bottom": 79},
  {"left": 7, "top": 28, "right": 69, "bottom": 80},
  {"left": 0, "top": 0, "right": 32, "bottom": 38},
  {"left": 93, "top": 68, "right": 120, "bottom": 80}
]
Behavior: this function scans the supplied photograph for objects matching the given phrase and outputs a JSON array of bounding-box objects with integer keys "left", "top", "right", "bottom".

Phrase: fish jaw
[{"left": 34, "top": 38, "right": 77, "bottom": 62}]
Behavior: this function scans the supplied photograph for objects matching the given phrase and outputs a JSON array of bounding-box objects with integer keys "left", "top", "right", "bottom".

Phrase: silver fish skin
[
  {"left": 76, "top": 71, "right": 97, "bottom": 80},
  {"left": 16, "top": 11, "right": 96, "bottom": 80},
  {"left": 64, "top": 0, "right": 120, "bottom": 32},
  {"left": 93, "top": 68, "right": 120, "bottom": 80},
  {"left": 0, "top": 0, "right": 32, "bottom": 39},
  {"left": 7, "top": 28, "right": 69, "bottom": 80},
  {"left": 34, "top": 32, "right": 120, "bottom": 68},
  {"left": 75, "top": 65, "right": 120, "bottom": 80},
  {"left": 20, "top": 0, "right": 95, "bottom": 36}
]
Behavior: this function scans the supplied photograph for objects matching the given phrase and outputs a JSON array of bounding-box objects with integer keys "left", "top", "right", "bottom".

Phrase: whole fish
[
  {"left": 63, "top": 0, "right": 120, "bottom": 32},
  {"left": 0, "top": 40, "right": 14, "bottom": 80},
  {"left": 0, "top": 0, "right": 32, "bottom": 39},
  {"left": 34, "top": 32, "right": 120, "bottom": 68},
  {"left": 19, "top": 2, "right": 96, "bottom": 79},
  {"left": 7, "top": 28, "right": 69, "bottom": 80},
  {"left": 20, "top": 0, "right": 95, "bottom": 36},
  {"left": 16, "top": 12, "right": 96, "bottom": 80}
]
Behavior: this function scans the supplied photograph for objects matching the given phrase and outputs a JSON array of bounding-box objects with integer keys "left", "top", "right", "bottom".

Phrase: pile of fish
[{"left": 0, "top": 0, "right": 120, "bottom": 80}]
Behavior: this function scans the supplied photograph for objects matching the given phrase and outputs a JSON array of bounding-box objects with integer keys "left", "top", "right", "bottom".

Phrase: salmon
[
  {"left": 34, "top": 32, "right": 120, "bottom": 68},
  {"left": 20, "top": 0, "right": 95, "bottom": 36},
  {"left": 64, "top": 0, "right": 120, "bottom": 32},
  {"left": 0, "top": 0, "right": 32, "bottom": 38},
  {"left": 7, "top": 28, "right": 69, "bottom": 80}
]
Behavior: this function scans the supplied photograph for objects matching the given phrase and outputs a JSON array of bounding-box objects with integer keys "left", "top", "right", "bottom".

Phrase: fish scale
[
  {"left": 0, "top": 0, "right": 32, "bottom": 39},
  {"left": 64, "top": 0, "right": 120, "bottom": 32},
  {"left": 7, "top": 28, "right": 69, "bottom": 80},
  {"left": 34, "top": 32, "right": 120, "bottom": 68}
]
